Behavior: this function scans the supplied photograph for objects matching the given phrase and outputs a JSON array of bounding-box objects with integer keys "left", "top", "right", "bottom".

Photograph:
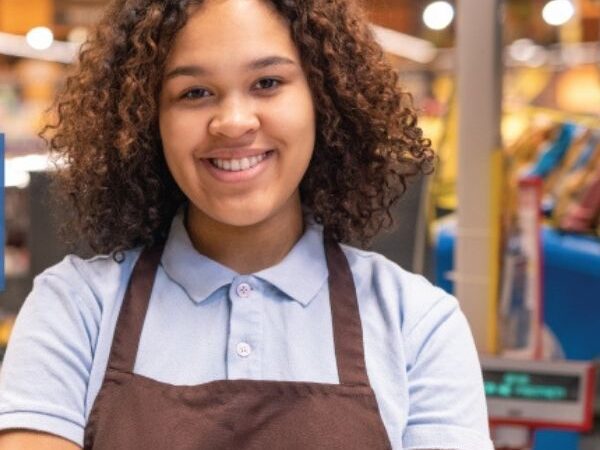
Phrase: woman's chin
[
  {"left": 189, "top": 204, "right": 275, "bottom": 229},
  {"left": 186, "top": 189, "right": 303, "bottom": 230}
]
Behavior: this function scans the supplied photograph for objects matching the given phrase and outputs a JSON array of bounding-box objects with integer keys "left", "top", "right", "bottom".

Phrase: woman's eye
[
  {"left": 180, "top": 88, "right": 210, "bottom": 100},
  {"left": 254, "top": 78, "right": 281, "bottom": 91}
]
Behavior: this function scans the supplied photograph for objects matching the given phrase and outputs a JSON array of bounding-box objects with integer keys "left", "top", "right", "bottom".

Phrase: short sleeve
[
  {"left": 0, "top": 258, "right": 100, "bottom": 447},
  {"left": 402, "top": 295, "right": 494, "bottom": 450}
]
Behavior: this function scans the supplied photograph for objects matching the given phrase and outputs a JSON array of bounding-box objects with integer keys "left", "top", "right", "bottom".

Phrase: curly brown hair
[{"left": 41, "top": 0, "right": 434, "bottom": 255}]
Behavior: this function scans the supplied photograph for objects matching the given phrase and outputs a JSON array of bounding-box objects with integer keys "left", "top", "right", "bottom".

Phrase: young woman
[{"left": 0, "top": 0, "right": 493, "bottom": 449}]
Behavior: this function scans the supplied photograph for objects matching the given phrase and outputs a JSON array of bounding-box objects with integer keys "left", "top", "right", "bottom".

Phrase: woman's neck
[{"left": 185, "top": 200, "right": 304, "bottom": 275}]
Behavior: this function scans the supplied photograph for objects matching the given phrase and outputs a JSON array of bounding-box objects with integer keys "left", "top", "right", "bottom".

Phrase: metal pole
[{"left": 456, "top": 0, "right": 503, "bottom": 353}]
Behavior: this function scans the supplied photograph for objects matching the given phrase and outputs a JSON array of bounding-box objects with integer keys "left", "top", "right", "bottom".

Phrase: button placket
[{"left": 227, "top": 276, "right": 262, "bottom": 379}]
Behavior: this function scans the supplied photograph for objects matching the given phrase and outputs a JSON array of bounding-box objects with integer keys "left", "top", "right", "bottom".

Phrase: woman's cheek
[{"left": 163, "top": 112, "right": 205, "bottom": 160}]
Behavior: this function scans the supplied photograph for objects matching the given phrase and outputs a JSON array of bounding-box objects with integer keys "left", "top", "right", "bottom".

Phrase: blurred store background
[{"left": 1, "top": 1, "right": 600, "bottom": 449}]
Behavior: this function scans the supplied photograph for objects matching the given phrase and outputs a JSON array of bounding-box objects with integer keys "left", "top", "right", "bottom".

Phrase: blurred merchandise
[
  {"left": 504, "top": 113, "right": 600, "bottom": 237},
  {"left": 500, "top": 179, "right": 544, "bottom": 360},
  {"left": 560, "top": 172, "right": 600, "bottom": 234}
]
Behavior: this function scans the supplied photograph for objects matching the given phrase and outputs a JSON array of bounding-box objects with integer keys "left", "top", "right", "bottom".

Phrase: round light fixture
[
  {"left": 423, "top": 1, "right": 455, "bottom": 31},
  {"left": 509, "top": 39, "right": 537, "bottom": 63},
  {"left": 25, "top": 26, "right": 54, "bottom": 50},
  {"left": 542, "top": 0, "right": 575, "bottom": 26}
]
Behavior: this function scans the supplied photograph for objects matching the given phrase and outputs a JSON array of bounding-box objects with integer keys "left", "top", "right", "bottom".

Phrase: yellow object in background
[
  {"left": 430, "top": 75, "right": 458, "bottom": 211},
  {"left": 0, "top": 0, "right": 54, "bottom": 34},
  {"left": 488, "top": 149, "right": 504, "bottom": 354},
  {"left": 13, "top": 59, "right": 63, "bottom": 102},
  {"left": 556, "top": 65, "right": 600, "bottom": 115},
  {"left": 505, "top": 67, "right": 552, "bottom": 105},
  {"left": 0, "top": 315, "right": 16, "bottom": 348}
]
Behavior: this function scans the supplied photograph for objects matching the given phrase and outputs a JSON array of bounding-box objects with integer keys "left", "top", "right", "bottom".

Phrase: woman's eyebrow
[
  {"left": 248, "top": 55, "right": 296, "bottom": 70},
  {"left": 164, "top": 55, "right": 297, "bottom": 81}
]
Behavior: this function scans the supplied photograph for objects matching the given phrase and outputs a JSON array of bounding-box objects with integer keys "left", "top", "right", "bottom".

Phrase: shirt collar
[
  {"left": 161, "top": 210, "right": 328, "bottom": 307},
  {"left": 161, "top": 210, "right": 237, "bottom": 304},
  {"left": 254, "top": 222, "right": 328, "bottom": 306}
]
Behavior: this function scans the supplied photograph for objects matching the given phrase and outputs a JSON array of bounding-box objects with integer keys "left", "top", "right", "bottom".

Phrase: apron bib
[{"left": 84, "top": 238, "right": 392, "bottom": 449}]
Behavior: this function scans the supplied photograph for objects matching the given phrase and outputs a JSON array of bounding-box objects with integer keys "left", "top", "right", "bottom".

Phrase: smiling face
[{"left": 159, "top": 0, "right": 316, "bottom": 230}]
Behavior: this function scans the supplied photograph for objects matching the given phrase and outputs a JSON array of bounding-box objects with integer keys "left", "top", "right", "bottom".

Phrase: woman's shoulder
[
  {"left": 45, "top": 246, "right": 142, "bottom": 273},
  {"left": 339, "top": 243, "right": 459, "bottom": 335},
  {"left": 32, "top": 247, "right": 144, "bottom": 308}
]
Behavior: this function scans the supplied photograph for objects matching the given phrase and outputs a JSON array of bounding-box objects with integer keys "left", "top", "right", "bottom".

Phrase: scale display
[
  {"left": 481, "top": 357, "right": 596, "bottom": 431},
  {"left": 484, "top": 369, "right": 580, "bottom": 402}
]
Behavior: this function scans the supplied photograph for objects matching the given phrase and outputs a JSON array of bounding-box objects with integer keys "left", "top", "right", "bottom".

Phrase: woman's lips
[{"left": 201, "top": 150, "right": 274, "bottom": 183}]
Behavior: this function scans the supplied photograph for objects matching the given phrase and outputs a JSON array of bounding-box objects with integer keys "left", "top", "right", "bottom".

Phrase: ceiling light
[
  {"left": 542, "top": 0, "right": 575, "bottom": 26},
  {"left": 0, "top": 31, "right": 78, "bottom": 63},
  {"left": 423, "top": 1, "right": 455, "bottom": 31},
  {"left": 370, "top": 25, "right": 438, "bottom": 64},
  {"left": 25, "top": 26, "right": 54, "bottom": 51},
  {"left": 5, "top": 154, "right": 55, "bottom": 188}
]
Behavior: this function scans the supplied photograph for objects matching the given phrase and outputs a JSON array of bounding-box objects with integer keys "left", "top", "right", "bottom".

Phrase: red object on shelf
[{"left": 560, "top": 173, "right": 600, "bottom": 233}]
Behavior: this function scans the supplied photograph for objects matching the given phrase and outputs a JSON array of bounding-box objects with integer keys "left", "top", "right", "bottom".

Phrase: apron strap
[
  {"left": 324, "top": 238, "right": 370, "bottom": 386},
  {"left": 107, "top": 244, "right": 163, "bottom": 373}
]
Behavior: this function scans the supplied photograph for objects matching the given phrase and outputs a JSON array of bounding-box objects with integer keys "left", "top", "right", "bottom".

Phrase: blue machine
[{"left": 434, "top": 218, "right": 600, "bottom": 450}]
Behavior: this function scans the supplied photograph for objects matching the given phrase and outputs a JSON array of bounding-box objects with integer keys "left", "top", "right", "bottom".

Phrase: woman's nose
[{"left": 208, "top": 96, "right": 260, "bottom": 139}]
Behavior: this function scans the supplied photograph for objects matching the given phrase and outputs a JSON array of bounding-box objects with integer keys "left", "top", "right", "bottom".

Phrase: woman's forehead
[
  {"left": 165, "top": 0, "right": 299, "bottom": 72},
  {"left": 174, "top": 0, "right": 289, "bottom": 51}
]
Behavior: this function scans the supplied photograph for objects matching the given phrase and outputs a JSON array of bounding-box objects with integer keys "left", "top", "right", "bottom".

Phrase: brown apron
[{"left": 84, "top": 238, "right": 393, "bottom": 449}]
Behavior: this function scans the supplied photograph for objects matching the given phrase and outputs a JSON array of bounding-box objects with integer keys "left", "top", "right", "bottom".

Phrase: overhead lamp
[
  {"left": 5, "top": 154, "right": 53, "bottom": 188},
  {"left": 423, "top": 1, "right": 455, "bottom": 31},
  {"left": 370, "top": 25, "right": 438, "bottom": 64},
  {"left": 0, "top": 31, "right": 78, "bottom": 63},
  {"left": 25, "top": 26, "right": 54, "bottom": 50},
  {"left": 508, "top": 38, "right": 548, "bottom": 67},
  {"left": 542, "top": 0, "right": 575, "bottom": 26},
  {"left": 509, "top": 39, "right": 537, "bottom": 63}
]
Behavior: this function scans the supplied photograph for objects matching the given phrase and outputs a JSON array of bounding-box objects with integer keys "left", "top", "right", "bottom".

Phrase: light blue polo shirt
[{"left": 0, "top": 210, "right": 493, "bottom": 449}]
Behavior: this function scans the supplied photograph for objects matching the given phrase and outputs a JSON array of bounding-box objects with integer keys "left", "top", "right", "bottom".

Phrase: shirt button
[
  {"left": 236, "top": 282, "right": 252, "bottom": 298},
  {"left": 236, "top": 342, "right": 252, "bottom": 357}
]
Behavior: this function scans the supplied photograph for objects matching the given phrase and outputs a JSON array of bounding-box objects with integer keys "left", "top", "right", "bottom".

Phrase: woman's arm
[
  {"left": 0, "top": 430, "right": 81, "bottom": 450},
  {"left": 0, "top": 258, "right": 102, "bottom": 447},
  {"left": 401, "top": 291, "right": 494, "bottom": 450}
]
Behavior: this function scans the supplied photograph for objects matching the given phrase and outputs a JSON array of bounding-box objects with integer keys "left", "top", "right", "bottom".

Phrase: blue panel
[
  {"left": 533, "top": 429, "right": 580, "bottom": 450},
  {"left": 543, "top": 228, "right": 600, "bottom": 277},
  {"left": 542, "top": 228, "right": 600, "bottom": 360},
  {"left": 434, "top": 218, "right": 456, "bottom": 295}
]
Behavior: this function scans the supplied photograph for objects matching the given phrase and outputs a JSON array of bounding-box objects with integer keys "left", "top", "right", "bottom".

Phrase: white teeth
[
  {"left": 240, "top": 158, "right": 250, "bottom": 170},
  {"left": 210, "top": 152, "right": 268, "bottom": 172}
]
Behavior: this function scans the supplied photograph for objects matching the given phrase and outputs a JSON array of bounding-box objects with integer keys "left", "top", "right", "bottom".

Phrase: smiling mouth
[{"left": 209, "top": 150, "right": 273, "bottom": 172}]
